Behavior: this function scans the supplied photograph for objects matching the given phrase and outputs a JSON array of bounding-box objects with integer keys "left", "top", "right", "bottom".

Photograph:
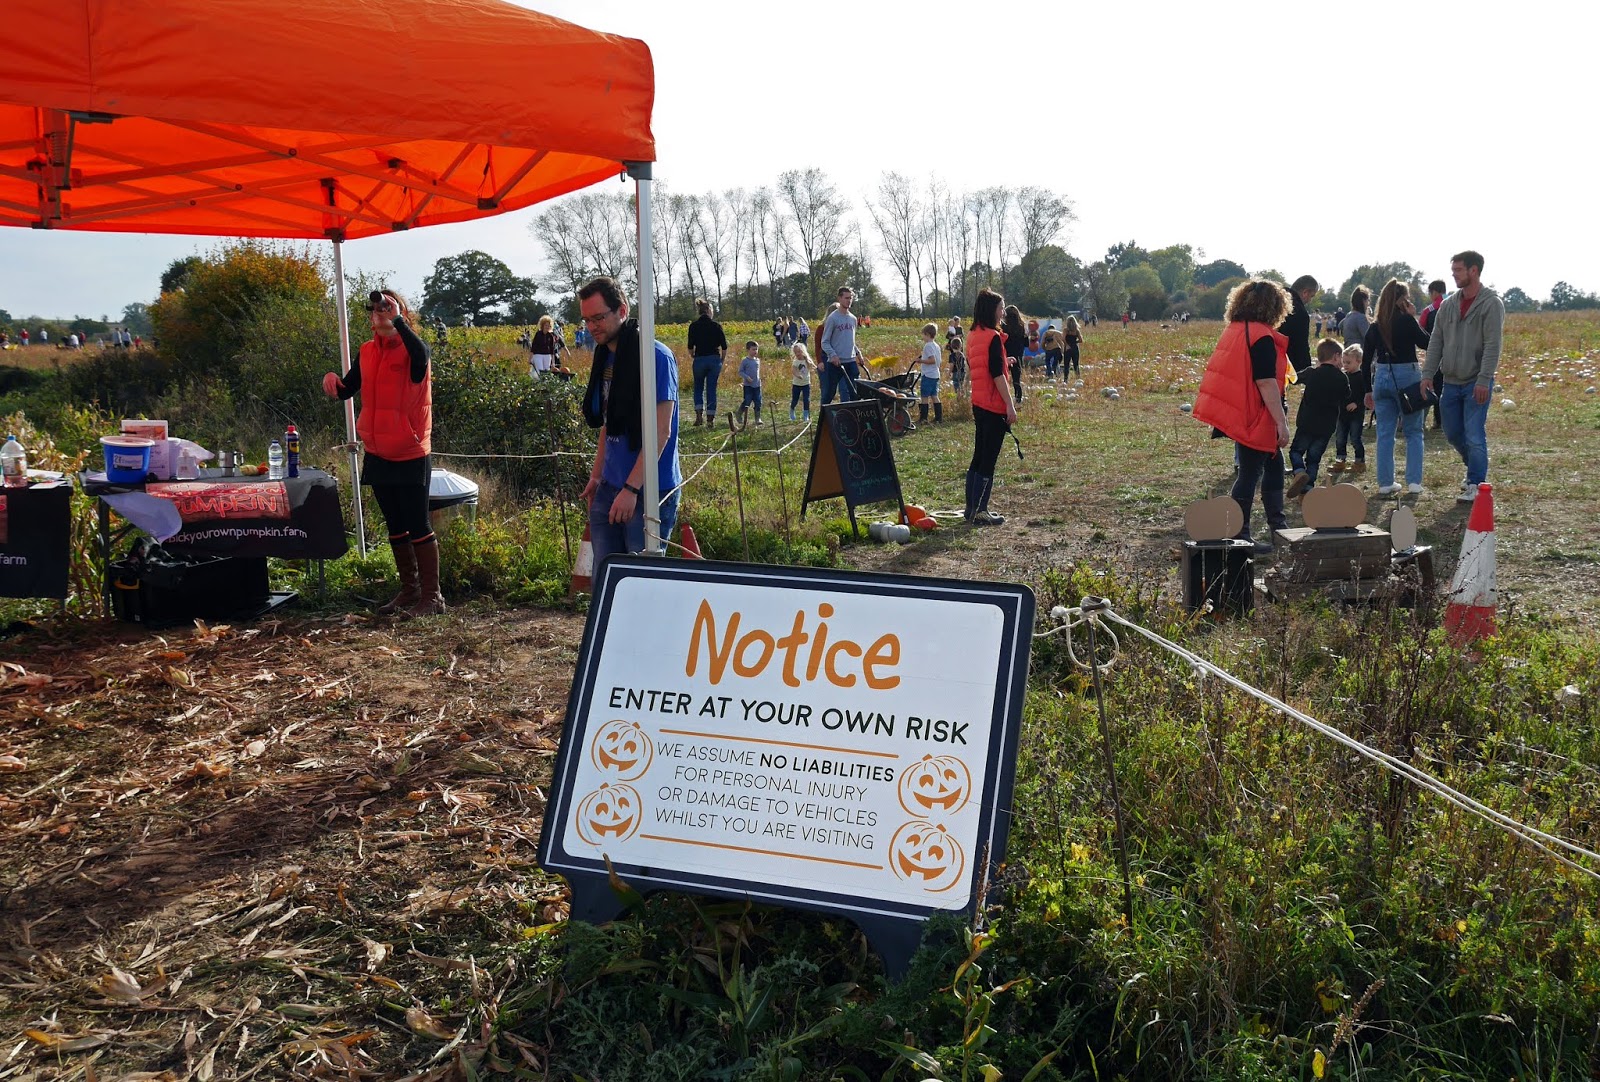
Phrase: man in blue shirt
[{"left": 578, "top": 276, "right": 682, "bottom": 567}]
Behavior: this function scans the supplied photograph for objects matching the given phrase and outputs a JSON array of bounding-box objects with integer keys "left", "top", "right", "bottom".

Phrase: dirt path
[{"left": 2, "top": 607, "right": 581, "bottom": 1080}]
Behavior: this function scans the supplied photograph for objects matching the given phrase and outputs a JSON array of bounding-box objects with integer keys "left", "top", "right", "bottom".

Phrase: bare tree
[
  {"left": 966, "top": 191, "right": 993, "bottom": 289},
  {"left": 650, "top": 184, "right": 681, "bottom": 320},
  {"left": 532, "top": 189, "right": 635, "bottom": 300},
  {"left": 749, "top": 186, "right": 786, "bottom": 317},
  {"left": 982, "top": 187, "right": 1013, "bottom": 293},
  {"left": 722, "top": 187, "right": 751, "bottom": 315},
  {"left": 921, "top": 177, "right": 948, "bottom": 313},
  {"left": 940, "top": 188, "right": 971, "bottom": 314},
  {"left": 1015, "top": 186, "right": 1075, "bottom": 256},
  {"left": 693, "top": 192, "right": 734, "bottom": 310},
  {"left": 668, "top": 191, "right": 701, "bottom": 310},
  {"left": 867, "top": 171, "right": 920, "bottom": 311},
  {"left": 776, "top": 167, "right": 849, "bottom": 316}
]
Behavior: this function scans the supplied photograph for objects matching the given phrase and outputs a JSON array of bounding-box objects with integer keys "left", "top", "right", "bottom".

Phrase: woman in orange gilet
[
  {"left": 322, "top": 288, "right": 444, "bottom": 616},
  {"left": 1191, "top": 279, "right": 1292, "bottom": 554},
  {"left": 962, "top": 287, "right": 1019, "bottom": 525}
]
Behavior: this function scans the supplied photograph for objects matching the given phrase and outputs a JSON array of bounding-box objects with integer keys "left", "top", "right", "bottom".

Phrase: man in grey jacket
[{"left": 1422, "top": 250, "right": 1504, "bottom": 504}]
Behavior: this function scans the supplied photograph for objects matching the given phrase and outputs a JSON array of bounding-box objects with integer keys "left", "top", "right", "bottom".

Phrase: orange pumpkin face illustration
[
  {"left": 591, "top": 719, "right": 653, "bottom": 779},
  {"left": 897, "top": 754, "right": 971, "bottom": 816},
  {"left": 575, "top": 782, "right": 642, "bottom": 845},
  {"left": 889, "top": 820, "right": 964, "bottom": 892}
]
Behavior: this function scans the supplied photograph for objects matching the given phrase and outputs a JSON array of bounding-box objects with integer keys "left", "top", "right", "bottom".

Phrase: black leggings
[
  {"left": 968, "top": 406, "right": 1008, "bottom": 477},
  {"left": 1064, "top": 341, "right": 1080, "bottom": 374},
  {"left": 372, "top": 482, "right": 433, "bottom": 543}
]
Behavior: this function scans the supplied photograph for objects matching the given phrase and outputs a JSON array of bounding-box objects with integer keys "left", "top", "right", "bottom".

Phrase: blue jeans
[
  {"left": 819, "top": 362, "right": 840, "bottom": 404},
  {"left": 790, "top": 384, "right": 810, "bottom": 414},
  {"left": 1231, "top": 444, "right": 1287, "bottom": 540},
  {"left": 1289, "top": 430, "right": 1331, "bottom": 486},
  {"left": 1372, "top": 364, "right": 1425, "bottom": 487},
  {"left": 589, "top": 481, "right": 680, "bottom": 569},
  {"left": 821, "top": 360, "right": 858, "bottom": 404},
  {"left": 1334, "top": 407, "right": 1365, "bottom": 462},
  {"left": 691, "top": 355, "right": 723, "bottom": 416},
  {"left": 1438, "top": 382, "right": 1490, "bottom": 485},
  {"left": 741, "top": 386, "right": 762, "bottom": 413}
]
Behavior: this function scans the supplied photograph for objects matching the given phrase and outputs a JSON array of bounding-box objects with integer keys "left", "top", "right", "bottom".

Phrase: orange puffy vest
[
  {"left": 966, "top": 326, "right": 1008, "bottom": 415},
  {"left": 355, "top": 332, "right": 432, "bottom": 461},
  {"left": 1192, "top": 320, "right": 1287, "bottom": 452}
]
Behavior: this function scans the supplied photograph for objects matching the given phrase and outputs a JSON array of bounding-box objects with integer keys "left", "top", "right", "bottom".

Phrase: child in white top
[
  {"left": 790, "top": 341, "right": 816, "bottom": 421},
  {"left": 918, "top": 322, "right": 943, "bottom": 423}
]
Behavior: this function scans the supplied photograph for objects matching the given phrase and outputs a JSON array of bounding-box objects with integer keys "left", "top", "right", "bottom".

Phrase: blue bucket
[{"left": 102, "top": 435, "right": 154, "bottom": 482}]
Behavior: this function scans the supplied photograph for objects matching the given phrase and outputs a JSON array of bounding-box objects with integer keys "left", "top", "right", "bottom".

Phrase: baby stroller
[{"left": 847, "top": 358, "right": 920, "bottom": 437}]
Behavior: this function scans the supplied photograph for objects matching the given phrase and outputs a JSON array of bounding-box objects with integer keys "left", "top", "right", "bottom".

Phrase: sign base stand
[{"left": 563, "top": 869, "right": 929, "bottom": 979}]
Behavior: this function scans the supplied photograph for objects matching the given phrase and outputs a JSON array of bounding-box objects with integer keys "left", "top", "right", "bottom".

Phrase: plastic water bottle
[
  {"left": 267, "top": 439, "right": 285, "bottom": 480},
  {"left": 284, "top": 424, "right": 300, "bottom": 478},
  {"left": 1, "top": 433, "right": 25, "bottom": 487}
]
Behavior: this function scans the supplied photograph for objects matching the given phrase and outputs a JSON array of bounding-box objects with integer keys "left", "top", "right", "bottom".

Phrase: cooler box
[{"left": 111, "top": 544, "right": 270, "bottom": 626}]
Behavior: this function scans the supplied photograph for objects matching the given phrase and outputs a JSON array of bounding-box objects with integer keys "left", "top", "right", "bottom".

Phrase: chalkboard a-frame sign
[
  {"left": 537, "top": 556, "right": 1034, "bottom": 978},
  {"left": 800, "top": 399, "right": 906, "bottom": 536}
]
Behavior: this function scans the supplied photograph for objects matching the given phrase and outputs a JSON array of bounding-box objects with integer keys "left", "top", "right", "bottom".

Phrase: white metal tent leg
[
  {"left": 331, "top": 239, "right": 366, "bottom": 556},
  {"left": 629, "top": 162, "right": 661, "bottom": 556}
]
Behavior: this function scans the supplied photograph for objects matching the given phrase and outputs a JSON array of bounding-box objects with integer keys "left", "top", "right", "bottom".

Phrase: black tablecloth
[
  {"left": 0, "top": 483, "right": 71, "bottom": 599},
  {"left": 83, "top": 468, "right": 348, "bottom": 560}
]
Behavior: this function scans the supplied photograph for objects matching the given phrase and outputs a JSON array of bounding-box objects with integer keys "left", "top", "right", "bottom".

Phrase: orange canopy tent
[{"left": 0, "top": 0, "right": 667, "bottom": 553}]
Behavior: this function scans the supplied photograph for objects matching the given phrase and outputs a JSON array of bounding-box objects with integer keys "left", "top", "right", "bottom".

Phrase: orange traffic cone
[
  {"left": 570, "top": 524, "right": 594, "bottom": 596},
  {"left": 1444, "top": 483, "right": 1496, "bottom": 645},
  {"left": 679, "top": 523, "right": 704, "bottom": 559}
]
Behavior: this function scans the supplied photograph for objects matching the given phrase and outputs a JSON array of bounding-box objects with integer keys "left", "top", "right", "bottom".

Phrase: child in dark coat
[
  {"left": 1330, "top": 343, "right": 1368, "bottom": 476},
  {"left": 1287, "top": 339, "right": 1353, "bottom": 498}
]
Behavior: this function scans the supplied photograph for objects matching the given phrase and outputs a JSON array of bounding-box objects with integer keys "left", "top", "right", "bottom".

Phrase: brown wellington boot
[
  {"left": 694, "top": 409, "right": 704, "bottom": 427},
  {"left": 402, "top": 538, "right": 447, "bottom": 618},
  {"left": 377, "top": 538, "right": 420, "bottom": 614}
]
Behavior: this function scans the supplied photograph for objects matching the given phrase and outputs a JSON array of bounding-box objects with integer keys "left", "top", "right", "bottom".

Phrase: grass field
[{"left": 2, "top": 312, "right": 1599, "bottom": 1080}]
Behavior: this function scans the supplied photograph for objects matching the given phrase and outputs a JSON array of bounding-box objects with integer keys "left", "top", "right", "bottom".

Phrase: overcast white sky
[{"left": 3, "top": 0, "right": 1594, "bottom": 320}]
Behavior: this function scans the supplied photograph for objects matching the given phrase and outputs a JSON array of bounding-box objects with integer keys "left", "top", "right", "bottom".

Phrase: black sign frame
[{"left": 537, "top": 556, "right": 1034, "bottom": 978}]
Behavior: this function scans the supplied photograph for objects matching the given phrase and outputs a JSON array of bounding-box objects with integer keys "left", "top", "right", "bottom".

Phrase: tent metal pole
[
  {"left": 629, "top": 161, "right": 661, "bottom": 556},
  {"left": 331, "top": 239, "right": 366, "bottom": 556}
]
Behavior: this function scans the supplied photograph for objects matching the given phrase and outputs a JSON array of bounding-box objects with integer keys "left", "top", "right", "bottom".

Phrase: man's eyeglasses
[{"left": 581, "top": 309, "right": 617, "bottom": 327}]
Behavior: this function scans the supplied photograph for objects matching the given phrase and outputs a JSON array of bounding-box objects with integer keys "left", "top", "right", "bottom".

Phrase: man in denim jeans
[{"left": 1422, "top": 251, "right": 1503, "bottom": 505}]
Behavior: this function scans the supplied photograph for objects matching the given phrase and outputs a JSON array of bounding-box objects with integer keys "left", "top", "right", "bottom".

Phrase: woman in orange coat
[
  {"left": 1191, "top": 279, "right": 1292, "bottom": 554},
  {"left": 322, "top": 289, "right": 444, "bottom": 616}
]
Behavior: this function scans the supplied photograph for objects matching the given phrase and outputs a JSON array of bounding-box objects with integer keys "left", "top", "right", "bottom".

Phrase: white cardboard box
[{"left": 120, "top": 420, "right": 171, "bottom": 479}]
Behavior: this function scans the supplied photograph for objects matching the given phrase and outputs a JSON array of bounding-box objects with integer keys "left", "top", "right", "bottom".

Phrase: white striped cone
[
  {"left": 1444, "top": 483, "right": 1496, "bottom": 645},
  {"left": 570, "top": 524, "right": 594, "bottom": 597}
]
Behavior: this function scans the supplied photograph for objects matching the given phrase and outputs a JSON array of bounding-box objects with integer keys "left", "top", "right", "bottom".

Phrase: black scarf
[{"left": 582, "top": 318, "right": 645, "bottom": 453}]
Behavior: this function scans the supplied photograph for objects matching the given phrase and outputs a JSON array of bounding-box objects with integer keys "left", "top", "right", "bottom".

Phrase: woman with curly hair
[{"left": 1191, "top": 279, "right": 1292, "bottom": 554}]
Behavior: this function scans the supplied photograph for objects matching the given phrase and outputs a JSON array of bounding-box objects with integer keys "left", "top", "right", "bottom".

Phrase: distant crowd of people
[{"left": 0, "top": 326, "right": 141, "bottom": 349}]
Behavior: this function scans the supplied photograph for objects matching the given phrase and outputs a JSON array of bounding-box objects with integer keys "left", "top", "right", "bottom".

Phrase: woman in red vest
[
  {"left": 1191, "top": 279, "right": 1292, "bottom": 554},
  {"left": 963, "top": 287, "right": 1020, "bottom": 525},
  {"left": 322, "top": 288, "right": 444, "bottom": 616}
]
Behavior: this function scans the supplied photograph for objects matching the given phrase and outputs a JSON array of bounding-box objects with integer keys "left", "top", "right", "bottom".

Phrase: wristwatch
[{"left": 623, "top": 482, "right": 641, "bottom": 496}]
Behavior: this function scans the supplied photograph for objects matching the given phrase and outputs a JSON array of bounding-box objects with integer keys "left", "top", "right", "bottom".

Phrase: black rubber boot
[
  {"left": 918, "top": 403, "right": 929, "bottom": 423},
  {"left": 972, "top": 474, "right": 1004, "bottom": 526},
  {"left": 933, "top": 401, "right": 943, "bottom": 422}
]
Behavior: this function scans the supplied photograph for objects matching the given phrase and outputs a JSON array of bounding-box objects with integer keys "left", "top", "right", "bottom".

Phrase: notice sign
[{"left": 539, "top": 557, "right": 1033, "bottom": 969}]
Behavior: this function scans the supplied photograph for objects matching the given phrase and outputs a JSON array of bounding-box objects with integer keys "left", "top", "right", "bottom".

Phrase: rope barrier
[{"left": 1038, "top": 599, "right": 1600, "bottom": 884}]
